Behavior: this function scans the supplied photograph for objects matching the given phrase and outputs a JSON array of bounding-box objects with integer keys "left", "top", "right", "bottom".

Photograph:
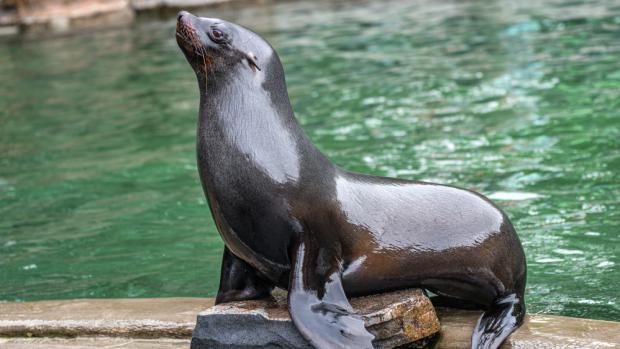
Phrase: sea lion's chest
[
  {"left": 198, "top": 152, "right": 294, "bottom": 281},
  {"left": 215, "top": 208, "right": 291, "bottom": 283}
]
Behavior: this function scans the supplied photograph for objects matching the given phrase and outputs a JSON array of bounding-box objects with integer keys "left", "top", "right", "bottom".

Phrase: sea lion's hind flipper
[
  {"left": 288, "top": 238, "right": 374, "bottom": 349},
  {"left": 215, "top": 246, "right": 274, "bottom": 304},
  {"left": 471, "top": 292, "right": 525, "bottom": 349}
]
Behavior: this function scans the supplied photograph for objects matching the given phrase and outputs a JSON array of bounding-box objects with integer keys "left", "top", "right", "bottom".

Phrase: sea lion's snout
[
  {"left": 177, "top": 10, "right": 189, "bottom": 21},
  {"left": 175, "top": 12, "right": 201, "bottom": 53},
  {"left": 176, "top": 11, "right": 215, "bottom": 73}
]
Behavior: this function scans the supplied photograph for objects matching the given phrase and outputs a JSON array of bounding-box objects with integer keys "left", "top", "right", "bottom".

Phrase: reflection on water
[{"left": 0, "top": 0, "right": 618, "bottom": 321}]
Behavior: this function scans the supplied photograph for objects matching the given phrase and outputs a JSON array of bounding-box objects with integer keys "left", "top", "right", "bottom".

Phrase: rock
[{"left": 191, "top": 288, "right": 440, "bottom": 349}]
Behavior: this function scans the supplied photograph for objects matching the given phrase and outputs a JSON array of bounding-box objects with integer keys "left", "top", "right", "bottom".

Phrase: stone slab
[{"left": 191, "top": 289, "right": 441, "bottom": 349}]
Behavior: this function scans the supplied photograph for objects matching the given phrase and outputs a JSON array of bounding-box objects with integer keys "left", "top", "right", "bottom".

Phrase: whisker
[{"left": 176, "top": 23, "right": 212, "bottom": 73}]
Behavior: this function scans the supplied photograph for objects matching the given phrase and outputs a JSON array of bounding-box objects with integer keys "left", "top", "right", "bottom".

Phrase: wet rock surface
[
  {"left": 0, "top": 297, "right": 204, "bottom": 339},
  {"left": 190, "top": 288, "right": 440, "bottom": 349}
]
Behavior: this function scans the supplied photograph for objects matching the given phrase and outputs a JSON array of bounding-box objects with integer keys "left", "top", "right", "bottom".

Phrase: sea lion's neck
[{"left": 197, "top": 63, "right": 330, "bottom": 186}]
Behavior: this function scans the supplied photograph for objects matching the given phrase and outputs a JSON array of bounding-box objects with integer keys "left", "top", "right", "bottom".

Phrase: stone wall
[{"left": 0, "top": 0, "right": 233, "bottom": 35}]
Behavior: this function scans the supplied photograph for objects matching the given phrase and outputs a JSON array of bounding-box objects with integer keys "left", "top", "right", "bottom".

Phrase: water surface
[{"left": 0, "top": 0, "right": 618, "bottom": 321}]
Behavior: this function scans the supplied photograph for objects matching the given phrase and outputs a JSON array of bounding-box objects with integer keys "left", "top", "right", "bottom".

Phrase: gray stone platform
[
  {"left": 191, "top": 289, "right": 440, "bottom": 349},
  {"left": 1, "top": 296, "right": 619, "bottom": 348}
]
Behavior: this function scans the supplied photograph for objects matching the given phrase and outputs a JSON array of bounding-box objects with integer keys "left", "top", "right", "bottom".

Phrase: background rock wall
[{"left": 0, "top": 0, "right": 234, "bottom": 34}]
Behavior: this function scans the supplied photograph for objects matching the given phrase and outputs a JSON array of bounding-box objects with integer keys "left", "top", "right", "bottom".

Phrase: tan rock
[{"left": 191, "top": 288, "right": 440, "bottom": 349}]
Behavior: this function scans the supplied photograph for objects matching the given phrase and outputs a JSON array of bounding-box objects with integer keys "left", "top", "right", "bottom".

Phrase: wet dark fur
[{"left": 176, "top": 11, "right": 527, "bottom": 349}]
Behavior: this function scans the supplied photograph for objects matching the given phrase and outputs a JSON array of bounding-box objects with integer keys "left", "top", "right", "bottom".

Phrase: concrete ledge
[
  {"left": 0, "top": 337, "right": 189, "bottom": 349},
  {"left": 436, "top": 309, "right": 620, "bottom": 349},
  {"left": 1, "top": 297, "right": 619, "bottom": 348},
  {"left": 0, "top": 298, "right": 211, "bottom": 339}
]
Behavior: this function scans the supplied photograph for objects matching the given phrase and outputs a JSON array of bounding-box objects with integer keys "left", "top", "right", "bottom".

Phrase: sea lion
[{"left": 176, "top": 10, "right": 527, "bottom": 349}]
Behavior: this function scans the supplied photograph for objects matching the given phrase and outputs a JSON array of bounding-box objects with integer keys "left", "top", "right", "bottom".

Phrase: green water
[{"left": 1, "top": 0, "right": 618, "bottom": 321}]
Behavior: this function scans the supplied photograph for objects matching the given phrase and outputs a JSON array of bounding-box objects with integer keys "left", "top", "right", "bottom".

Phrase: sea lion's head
[{"left": 176, "top": 11, "right": 268, "bottom": 78}]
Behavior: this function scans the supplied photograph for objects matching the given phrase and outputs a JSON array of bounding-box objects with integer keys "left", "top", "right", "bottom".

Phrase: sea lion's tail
[{"left": 470, "top": 292, "right": 525, "bottom": 349}]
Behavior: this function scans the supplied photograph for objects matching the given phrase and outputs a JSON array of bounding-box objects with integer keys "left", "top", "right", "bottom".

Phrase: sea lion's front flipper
[
  {"left": 288, "top": 235, "right": 374, "bottom": 349},
  {"left": 215, "top": 246, "right": 274, "bottom": 304}
]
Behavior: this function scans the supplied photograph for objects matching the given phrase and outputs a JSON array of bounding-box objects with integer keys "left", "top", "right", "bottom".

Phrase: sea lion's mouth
[
  {"left": 176, "top": 12, "right": 212, "bottom": 71},
  {"left": 175, "top": 17, "right": 201, "bottom": 54}
]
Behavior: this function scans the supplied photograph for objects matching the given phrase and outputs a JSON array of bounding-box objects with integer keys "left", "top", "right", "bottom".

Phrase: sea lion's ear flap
[{"left": 245, "top": 51, "right": 261, "bottom": 72}]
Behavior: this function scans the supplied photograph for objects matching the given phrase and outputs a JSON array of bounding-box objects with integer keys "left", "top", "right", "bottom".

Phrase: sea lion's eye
[{"left": 209, "top": 28, "right": 226, "bottom": 43}]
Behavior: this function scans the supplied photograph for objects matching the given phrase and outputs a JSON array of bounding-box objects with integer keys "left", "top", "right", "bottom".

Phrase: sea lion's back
[{"left": 335, "top": 173, "right": 507, "bottom": 251}]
